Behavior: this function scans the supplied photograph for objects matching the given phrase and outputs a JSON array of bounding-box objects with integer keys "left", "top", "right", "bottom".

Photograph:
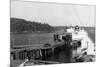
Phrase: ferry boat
[{"left": 61, "top": 25, "right": 95, "bottom": 62}]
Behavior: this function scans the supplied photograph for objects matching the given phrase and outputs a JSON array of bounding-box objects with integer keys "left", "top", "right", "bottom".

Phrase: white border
[{"left": 0, "top": 0, "right": 99, "bottom": 67}]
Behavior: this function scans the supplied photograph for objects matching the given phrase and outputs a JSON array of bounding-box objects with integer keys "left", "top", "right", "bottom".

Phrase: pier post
[
  {"left": 52, "top": 48, "right": 54, "bottom": 55},
  {"left": 39, "top": 49, "right": 42, "bottom": 60},
  {"left": 44, "top": 49, "right": 47, "bottom": 58}
]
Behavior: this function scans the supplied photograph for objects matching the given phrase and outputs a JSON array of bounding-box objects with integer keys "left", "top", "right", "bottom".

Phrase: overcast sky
[{"left": 11, "top": 0, "right": 95, "bottom": 27}]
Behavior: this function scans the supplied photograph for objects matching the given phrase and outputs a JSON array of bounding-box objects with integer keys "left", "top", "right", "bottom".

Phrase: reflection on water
[{"left": 44, "top": 46, "right": 72, "bottom": 63}]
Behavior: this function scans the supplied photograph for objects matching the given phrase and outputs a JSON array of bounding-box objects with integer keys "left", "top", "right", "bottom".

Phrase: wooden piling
[
  {"left": 11, "top": 40, "right": 66, "bottom": 61},
  {"left": 39, "top": 49, "right": 42, "bottom": 60},
  {"left": 52, "top": 48, "right": 54, "bottom": 55}
]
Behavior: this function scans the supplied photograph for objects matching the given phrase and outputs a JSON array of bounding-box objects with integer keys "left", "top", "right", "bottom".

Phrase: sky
[{"left": 11, "top": 0, "right": 95, "bottom": 27}]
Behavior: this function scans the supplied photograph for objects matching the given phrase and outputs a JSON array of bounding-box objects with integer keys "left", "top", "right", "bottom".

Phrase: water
[{"left": 43, "top": 46, "right": 72, "bottom": 63}]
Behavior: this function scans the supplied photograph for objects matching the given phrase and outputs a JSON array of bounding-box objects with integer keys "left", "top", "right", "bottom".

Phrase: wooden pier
[
  {"left": 10, "top": 33, "right": 73, "bottom": 66},
  {"left": 11, "top": 41, "right": 65, "bottom": 61}
]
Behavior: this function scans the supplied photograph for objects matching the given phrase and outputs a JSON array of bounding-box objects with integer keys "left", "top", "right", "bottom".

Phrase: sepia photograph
[{"left": 10, "top": 0, "right": 96, "bottom": 67}]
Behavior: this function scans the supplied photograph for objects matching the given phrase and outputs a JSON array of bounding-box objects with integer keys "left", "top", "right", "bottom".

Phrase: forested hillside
[{"left": 10, "top": 18, "right": 55, "bottom": 33}]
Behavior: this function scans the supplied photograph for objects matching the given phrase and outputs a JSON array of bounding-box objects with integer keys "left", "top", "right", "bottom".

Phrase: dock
[{"left": 11, "top": 40, "right": 66, "bottom": 61}]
